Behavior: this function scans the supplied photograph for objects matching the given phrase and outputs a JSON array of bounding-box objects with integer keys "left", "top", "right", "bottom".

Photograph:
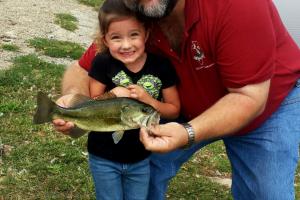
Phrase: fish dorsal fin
[
  {"left": 69, "top": 91, "right": 117, "bottom": 107},
  {"left": 69, "top": 94, "right": 92, "bottom": 107},
  {"left": 112, "top": 131, "right": 124, "bottom": 144},
  {"left": 93, "top": 91, "right": 117, "bottom": 101}
]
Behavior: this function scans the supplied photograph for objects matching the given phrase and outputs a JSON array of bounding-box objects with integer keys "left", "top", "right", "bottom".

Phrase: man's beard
[{"left": 124, "top": 0, "right": 178, "bottom": 20}]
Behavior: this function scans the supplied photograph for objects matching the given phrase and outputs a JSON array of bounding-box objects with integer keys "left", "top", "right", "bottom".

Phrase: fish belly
[{"left": 61, "top": 116, "right": 138, "bottom": 132}]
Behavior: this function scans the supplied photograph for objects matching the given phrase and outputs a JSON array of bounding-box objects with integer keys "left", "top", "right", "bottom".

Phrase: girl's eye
[
  {"left": 131, "top": 32, "right": 140, "bottom": 37},
  {"left": 111, "top": 35, "right": 121, "bottom": 40}
]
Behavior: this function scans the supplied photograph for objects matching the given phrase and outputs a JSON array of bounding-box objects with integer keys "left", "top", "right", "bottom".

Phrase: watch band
[{"left": 181, "top": 123, "right": 195, "bottom": 149}]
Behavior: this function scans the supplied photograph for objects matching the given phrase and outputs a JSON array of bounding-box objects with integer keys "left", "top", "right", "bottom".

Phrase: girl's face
[{"left": 103, "top": 17, "right": 149, "bottom": 68}]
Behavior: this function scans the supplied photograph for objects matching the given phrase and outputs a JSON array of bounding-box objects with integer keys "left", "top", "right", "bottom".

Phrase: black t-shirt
[{"left": 88, "top": 52, "right": 178, "bottom": 163}]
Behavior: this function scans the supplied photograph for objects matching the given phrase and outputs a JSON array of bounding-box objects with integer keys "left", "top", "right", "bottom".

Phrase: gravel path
[{"left": 0, "top": 0, "right": 98, "bottom": 69}]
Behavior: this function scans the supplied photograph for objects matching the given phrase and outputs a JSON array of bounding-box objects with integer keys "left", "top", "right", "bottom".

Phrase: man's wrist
[{"left": 181, "top": 123, "right": 196, "bottom": 149}]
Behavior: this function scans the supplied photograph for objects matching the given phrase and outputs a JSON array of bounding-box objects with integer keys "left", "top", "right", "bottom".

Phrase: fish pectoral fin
[
  {"left": 69, "top": 126, "right": 89, "bottom": 138},
  {"left": 112, "top": 131, "right": 124, "bottom": 144}
]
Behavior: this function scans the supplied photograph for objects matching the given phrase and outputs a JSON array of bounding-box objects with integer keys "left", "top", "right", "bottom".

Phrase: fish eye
[
  {"left": 122, "top": 105, "right": 130, "bottom": 112},
  {"left": 142, "top": 107, "right": 152, "bottom": 114}
]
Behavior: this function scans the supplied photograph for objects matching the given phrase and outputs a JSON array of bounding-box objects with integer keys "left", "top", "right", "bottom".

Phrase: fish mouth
[{"left": 146, "top": 111, "right": 160, "bottom": 127}]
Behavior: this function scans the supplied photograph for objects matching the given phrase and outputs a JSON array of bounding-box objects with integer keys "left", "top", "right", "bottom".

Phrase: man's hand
[
  {"left": 139, "top": 122, "right": 189, "bottom": 153},
  {"left": 52, "top": 94, "right": 76, "bottom": 135}
]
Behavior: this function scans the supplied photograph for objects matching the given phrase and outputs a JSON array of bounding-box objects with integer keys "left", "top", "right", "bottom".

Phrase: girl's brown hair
[{"left": 95, "top": 0, "right": 147, "bottom": 53}]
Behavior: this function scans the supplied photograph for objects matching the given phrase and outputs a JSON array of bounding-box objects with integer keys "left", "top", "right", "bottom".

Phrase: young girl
[{"left": 88, "top": 0, "right": 180, "bottom": 199}]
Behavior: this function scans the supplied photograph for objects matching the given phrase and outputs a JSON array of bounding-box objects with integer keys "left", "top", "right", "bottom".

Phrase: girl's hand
[
  {"left": 127, "top": 84, "right": 153, "bottom": 104},
  {"left": 110, "top": 86, "right": 131, "bottom": 97}
]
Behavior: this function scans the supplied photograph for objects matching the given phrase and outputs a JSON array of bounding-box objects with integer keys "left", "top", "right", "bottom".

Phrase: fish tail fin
[{"left": 33, "top": 92, "right": 56, "bottom": 124}]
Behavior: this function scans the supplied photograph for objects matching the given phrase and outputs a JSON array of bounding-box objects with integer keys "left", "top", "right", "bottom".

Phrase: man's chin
[
  {"left": 136, "top": 0, "right": 179, "bottom": 21},
  {"left": 136, "top": 12, "right": 166, "bottom": 22}
]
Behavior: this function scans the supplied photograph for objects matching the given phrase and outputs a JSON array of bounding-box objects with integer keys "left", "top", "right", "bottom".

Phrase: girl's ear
[{"left": 102, "top": 36, "right": 108, "bottom": 47}]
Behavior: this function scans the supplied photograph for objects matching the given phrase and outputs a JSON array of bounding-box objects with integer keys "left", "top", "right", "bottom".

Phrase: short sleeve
[
  {"left": 158, "top": 57, "right": 179, "bottom": 89},
  {"left": 88, "top": 54, "right": 110, "bottom": 85},
  {"left": 216, "top": 0, "right": 276, "bottom": 88},
  {"left": 78, "top": 43, "right": 97, "bottom": 71}
]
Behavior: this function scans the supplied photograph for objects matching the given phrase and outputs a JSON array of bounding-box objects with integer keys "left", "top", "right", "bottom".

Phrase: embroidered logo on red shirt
[
  {"left": 191, "top": 41, "right": 215, "bottom": 70},
  {"left": 191, "top": 41, "right": 205, "bottom": 64}
]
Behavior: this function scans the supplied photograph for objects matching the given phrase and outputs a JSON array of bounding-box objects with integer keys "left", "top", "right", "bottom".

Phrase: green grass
[
  {"left": 77, "top": 0, "right": 104, "bottom": 9},
  {"left": 1, "top": 44, "right": 20, "bottom": 52},
  {"left": 28, "top": 37, "right": 85, "bottom": 59},
  {"left": 0, "top": 53, "right": 299, "bottom": 199},
  {"left": 0, "top": 54, "right": 95, "bottom": 199},
  {"left": 55, "top": 13, "right": 78, "bottom": 32}
]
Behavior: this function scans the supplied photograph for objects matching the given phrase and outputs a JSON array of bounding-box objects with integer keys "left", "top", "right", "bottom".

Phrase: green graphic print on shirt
[
  {"left": 112, "top": 71, "right": 133, "bottom": 87},
  {"left": 112, "top": 70, "right": 162, "bottom": 99}
]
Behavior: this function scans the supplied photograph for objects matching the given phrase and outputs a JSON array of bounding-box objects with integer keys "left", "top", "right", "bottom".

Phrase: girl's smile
[{"left": 103, "top": 17, "right": 149, "bottom": 71}]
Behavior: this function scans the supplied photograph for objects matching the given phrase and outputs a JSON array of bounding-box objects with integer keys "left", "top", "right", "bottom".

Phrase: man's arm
[
  {"left": 61, "top": 61, "right": 90, "bottom": 96},
  {"left": 53, "top": 61, "right": 90, "bottom": 135},
  {"left": 190, "top": 79, "right": 270, "bottom": 142},
  {"left": 53, "top": 43, "right": 97, "bottom": 136},
  {"left": 140, "top": 79, "right": 270, "bottom": 152}
]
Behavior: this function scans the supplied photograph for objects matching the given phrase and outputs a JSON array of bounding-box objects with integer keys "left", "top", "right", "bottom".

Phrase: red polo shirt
[{"left": 79, "top": 0, "right": 300, "bottom": 134}]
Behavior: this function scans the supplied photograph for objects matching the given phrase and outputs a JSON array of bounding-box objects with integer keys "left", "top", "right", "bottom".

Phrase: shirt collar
[
  {"left": 184, "top": 0, "right": 201, "bottom": 33},
  {"left": 147, "top": 0, "right": 202, "bottom": 51}
]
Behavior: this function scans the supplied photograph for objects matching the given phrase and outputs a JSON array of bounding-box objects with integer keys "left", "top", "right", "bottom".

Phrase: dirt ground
[{"left": 0, "top": 0, "right": 98, "bottom": 69}]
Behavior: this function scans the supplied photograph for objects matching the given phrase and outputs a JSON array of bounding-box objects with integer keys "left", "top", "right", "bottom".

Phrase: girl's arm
[
  {"left": 89, "top": 77, "right": 106, "bottom": 98},
  {"left": 128, "top": 85, "right": 180, "bottom": 119},
  {"left": 158, "top": 86, "right": 181, "bottom": 119}
]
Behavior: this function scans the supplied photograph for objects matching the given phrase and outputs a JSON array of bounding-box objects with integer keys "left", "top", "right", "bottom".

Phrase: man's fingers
[
  {"left": 52, "top": 120, "right": 74, "bottom": 134},
  {"left": 140, "top": 123, "right": 187, "bottom": 153},
  {"left": 140, "top": 127, "right": 151, "bottom": 140},
  {"left": 140, "top": 127, "right": 155, "bottom": 148},
  {"left": 140, "top": 126, "right": 169, "bottom": 153},
  {"left": 53, "top": 119, "right": 66, "bottom": 126}
]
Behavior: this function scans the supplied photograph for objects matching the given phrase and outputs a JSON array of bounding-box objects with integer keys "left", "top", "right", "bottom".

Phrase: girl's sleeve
[{"left": 159, "top": 58, "right": 179, "bottom": 89}]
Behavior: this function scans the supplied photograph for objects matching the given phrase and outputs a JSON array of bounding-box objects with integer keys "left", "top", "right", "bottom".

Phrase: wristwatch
[{"left": 181, "top": 123, "right": 195, "bottom": 149}]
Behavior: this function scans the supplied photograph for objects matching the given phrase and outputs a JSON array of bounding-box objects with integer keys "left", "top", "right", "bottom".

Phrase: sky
[{"left": 273, "top": 0, "right": 300, "bottom": 47}]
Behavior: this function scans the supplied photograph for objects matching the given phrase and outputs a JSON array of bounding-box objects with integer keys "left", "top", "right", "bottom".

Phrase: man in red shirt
[{"left": 54, "top": 0, "right": 300, "bottom": 199}]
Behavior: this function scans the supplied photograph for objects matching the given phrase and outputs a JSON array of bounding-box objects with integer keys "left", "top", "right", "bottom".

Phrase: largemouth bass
[{"left": 33, "top": 92, "right": 160, "bottom": 143}]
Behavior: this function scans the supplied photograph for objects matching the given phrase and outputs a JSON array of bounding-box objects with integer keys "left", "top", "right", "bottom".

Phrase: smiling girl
[{"left": 87, "top": 0, "right": 180, "bottom": 199}]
